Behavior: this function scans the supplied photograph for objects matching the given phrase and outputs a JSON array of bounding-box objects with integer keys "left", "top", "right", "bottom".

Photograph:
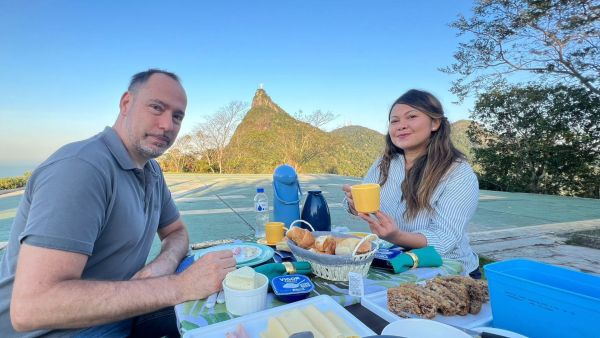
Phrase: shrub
[{"left": 0, "top": 172, "right": 31, "bottom": 190}]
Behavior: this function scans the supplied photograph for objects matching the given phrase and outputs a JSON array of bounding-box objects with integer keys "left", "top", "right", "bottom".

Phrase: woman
[{"left": 343, "top": 89, "right": 480, "bottom": 278}]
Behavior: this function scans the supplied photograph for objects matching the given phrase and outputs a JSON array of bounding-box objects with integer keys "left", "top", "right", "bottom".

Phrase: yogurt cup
[{"left": 271, "top": 274, "right": 314, "bottom": 303}]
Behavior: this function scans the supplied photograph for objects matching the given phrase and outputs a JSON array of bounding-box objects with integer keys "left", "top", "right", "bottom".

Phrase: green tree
[
  {"left": 157, "top": 135, "right": 204, "bottom": 172},
  {"left": 444, "top": 0, "right": 600, "bottom": 101},
  {"left": 469, "top": 84, "right": 600, "bottom": 197}
]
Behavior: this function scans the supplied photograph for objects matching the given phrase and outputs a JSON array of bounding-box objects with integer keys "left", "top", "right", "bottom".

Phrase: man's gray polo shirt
[{"left": 0, "top": 127, "right": 180, "bottom": 337}]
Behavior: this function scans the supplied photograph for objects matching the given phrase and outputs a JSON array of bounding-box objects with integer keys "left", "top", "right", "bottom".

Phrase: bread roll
[
  {"left": 286, "top": 227, "right": 315, "bottom": 249},
  {"left": 356, "top": 238, "right": 372, "bottom": 254},
  {"left": 334, "top": 237, "right": 372, "bottom": 255},
  {"left": 314, "top": 235, "right": 336, "bottom": 254}
]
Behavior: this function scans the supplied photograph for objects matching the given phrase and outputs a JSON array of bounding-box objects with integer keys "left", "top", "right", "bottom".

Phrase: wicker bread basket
[{"left": 286, "top": 220, "right": 379, "bottom": 281}]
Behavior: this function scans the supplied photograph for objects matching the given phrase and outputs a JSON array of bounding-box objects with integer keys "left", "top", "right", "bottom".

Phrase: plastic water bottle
[{"left": 254, "top": 187, "right": 269, "bottom": 239}]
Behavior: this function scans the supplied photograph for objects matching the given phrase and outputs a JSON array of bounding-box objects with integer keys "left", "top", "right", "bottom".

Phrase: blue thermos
[
  {"left": 272, "top": 164, "right": 302, "bottom": 228},
  {"left": 301, "top": 190, "right": 331, "bottom": 231}
]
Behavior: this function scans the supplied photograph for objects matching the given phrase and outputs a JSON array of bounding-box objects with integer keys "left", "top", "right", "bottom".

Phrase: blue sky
[{"left": 0, "top": 0, "right": 475, "bottom": 164}]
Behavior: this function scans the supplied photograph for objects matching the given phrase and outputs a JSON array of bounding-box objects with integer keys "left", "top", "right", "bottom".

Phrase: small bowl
[
  {"left": 271, "top": 274, "right": 314, "bottom": 303},
  {"left": 222, "top": 272, "right": 268, "bottom": 316}
]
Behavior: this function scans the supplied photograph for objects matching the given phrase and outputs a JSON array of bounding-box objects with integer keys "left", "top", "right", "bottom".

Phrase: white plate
[
  {"left": 382, "top": 319, "right": 471, "bottom": 338},
  {"left": 472, "top": 327, "right": 529, "bottom": 338},
  {"left": 182, "top": 295, "right": 375, "bottom": 338},
  {"left": 194, "top": 243, "right": 265, "bottom": 264},
  {"left": 361, "top": 290, "right": 492, "bottom": 329},
  {"left": 232, "top": 245, "right": 262, "bottom": 263}
]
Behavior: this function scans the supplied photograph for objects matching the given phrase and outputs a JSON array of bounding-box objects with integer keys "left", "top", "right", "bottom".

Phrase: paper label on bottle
[{"left": 348, "top": 272, "right": 364, "bottom": 298}]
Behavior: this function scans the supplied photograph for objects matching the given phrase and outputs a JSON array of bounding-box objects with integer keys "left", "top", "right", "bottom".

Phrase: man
[{"left": 0, "top": 69, "right": 236, "bottom": 337}]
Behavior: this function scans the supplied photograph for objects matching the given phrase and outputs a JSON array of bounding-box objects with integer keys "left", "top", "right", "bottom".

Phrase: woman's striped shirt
[{"left": 347, "top": 155, "right": 480, "bottom": 274}]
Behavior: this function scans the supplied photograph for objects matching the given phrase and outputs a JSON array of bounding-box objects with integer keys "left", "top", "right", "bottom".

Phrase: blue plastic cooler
[{"left": 484, "top": 259, "right": 600, "bottom": 338}]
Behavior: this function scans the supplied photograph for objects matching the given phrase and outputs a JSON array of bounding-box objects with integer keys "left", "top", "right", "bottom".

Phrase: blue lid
[
  {"left": 271, "top": 274, "right": 314, "bottom": 296},
  {"left": 257, "top": 187, "right": 265, "bottom": 193},
  {"left": 273, "top": 164, "right": 298, "bottom": 184}
]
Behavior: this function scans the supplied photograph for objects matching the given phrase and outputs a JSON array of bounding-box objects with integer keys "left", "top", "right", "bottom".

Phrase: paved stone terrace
[{"left": 1, "top": 173, "right": 599, "bottom": 274}]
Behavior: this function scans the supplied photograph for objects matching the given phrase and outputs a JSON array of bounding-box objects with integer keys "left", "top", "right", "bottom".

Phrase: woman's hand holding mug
[{"left": 342, "top": 184, "right": 357, "bottom": 215}]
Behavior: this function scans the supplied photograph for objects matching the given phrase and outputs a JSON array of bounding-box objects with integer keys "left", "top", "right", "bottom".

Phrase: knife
[{"left": 395, "top": 310, "right": 508, "bottom": 338}]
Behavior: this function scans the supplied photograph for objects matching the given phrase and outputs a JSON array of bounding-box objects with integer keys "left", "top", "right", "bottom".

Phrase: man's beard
[
  {"left": 134, "top": 141, "right": 167, "bottom": 159},
  {"left": 129, "top": 129, "right": 172, "bottom": 159}
]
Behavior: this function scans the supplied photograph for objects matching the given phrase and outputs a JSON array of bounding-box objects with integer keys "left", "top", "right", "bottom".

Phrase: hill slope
[
  {"left": 225, "top": 89, "right": 383, "bottom": 176},
  {"left": 450, "top": 119, "right": 474, "bottom": 161}
]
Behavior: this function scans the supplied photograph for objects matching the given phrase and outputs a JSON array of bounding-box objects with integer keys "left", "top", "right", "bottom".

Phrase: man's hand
[
  {"left": 358, "top": 211, "right": 399, "bottom": 241},
  {"left": 342, "top": 184, "right": 358, "bottom": 215},
  {"left": 177, "top": 250, "right": 236, "bottom": 301}
]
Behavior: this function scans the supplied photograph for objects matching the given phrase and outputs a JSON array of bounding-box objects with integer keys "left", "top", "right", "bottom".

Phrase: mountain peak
[{"left": 251, "top": 87, "right": 283, "bottom": 112}]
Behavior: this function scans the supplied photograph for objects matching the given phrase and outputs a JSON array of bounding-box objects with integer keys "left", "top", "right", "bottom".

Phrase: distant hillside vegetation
[
  {"left": 224, "top": 89, "right": 383, "bottom": 177},
  {"left": 329, "top": 125, "right": 384, "bottom": 175},
  {"left": 450, "top": 119, "right": 474, "bottom": 161},
  {"left": 331, "top": 125, "right": 384, "bottom": 156}
]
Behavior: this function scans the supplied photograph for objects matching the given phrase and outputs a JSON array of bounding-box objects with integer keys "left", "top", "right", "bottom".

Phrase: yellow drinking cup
[
  {"left": 350, "top": 183, "right": 381, "bottom": 213},
  {"left": 265, "top": 222, "right": 288, "bottom": 245}
]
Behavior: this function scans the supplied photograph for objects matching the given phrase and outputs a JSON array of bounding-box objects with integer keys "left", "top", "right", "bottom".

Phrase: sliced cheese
[
  {"left": 325, "top": 311, "right": 358, "bottom": 337},
  {"left": 261, "top": 317, "right": 289, "bottom": 338},
  {"left": 279, "top": 309, "right": 325, "bottom": 338},
  {"left": 302, "top": 305, "right": 343, "bottom": 338}
]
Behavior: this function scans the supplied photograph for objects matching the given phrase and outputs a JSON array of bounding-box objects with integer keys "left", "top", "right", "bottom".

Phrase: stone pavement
[
  {"left": 1, "top": 173, "right": 599, "bottom": 275},
  {"left": 471, "top": 220, "right": 600, "bottom": 274}
]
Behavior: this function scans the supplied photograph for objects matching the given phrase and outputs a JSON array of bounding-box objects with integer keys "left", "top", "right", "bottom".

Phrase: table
[
  {"left": 345, "top": 302, "right": 390, "bottom": 334},
  {"left": 174, "top": 258, "right": 464, "bottom": 335}
]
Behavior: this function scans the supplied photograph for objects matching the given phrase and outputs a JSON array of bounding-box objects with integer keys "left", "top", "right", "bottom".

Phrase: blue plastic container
[
  {"left": 272, "top": 164, "right": 302, "bottom": 227},
  {"left": 484, "top": 259, "right": 600, "bottom": 338},
  {"left": 301, "top": 190, "right": 331, "bottom": 231},
  {"left": 271, "top": 274, "right": 314, "bottom": 303}
]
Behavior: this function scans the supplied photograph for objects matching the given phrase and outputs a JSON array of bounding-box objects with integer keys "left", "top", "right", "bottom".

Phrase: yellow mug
[
  {"left": 265, "top": 222, "right": 288, "bottom": 245},
  {"left": 351, "top": 183, "right": 381, "bottom": 213}
]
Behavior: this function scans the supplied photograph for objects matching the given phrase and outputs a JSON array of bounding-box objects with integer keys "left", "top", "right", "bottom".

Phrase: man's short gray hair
[{"left": 128, "top": 69, "right": 180, "bottom": 92}]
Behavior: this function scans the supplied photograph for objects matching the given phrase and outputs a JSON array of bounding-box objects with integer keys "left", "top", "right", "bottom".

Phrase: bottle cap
[{"left": 257, "top": 187, "right": 265, "bottom": 193}]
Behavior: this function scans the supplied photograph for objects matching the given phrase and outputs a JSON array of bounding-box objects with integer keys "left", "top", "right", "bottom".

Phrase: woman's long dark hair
[{"left": 379, "top": 89, "right": 464, "bottom": 220}]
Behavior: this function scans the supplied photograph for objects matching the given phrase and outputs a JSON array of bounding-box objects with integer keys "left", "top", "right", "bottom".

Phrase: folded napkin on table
[
  {"left": 389, "top": 246, "right": 442, "bottom": 274},
  {"left": 254, "top": 261, "right": 312, "bottom": 287}
]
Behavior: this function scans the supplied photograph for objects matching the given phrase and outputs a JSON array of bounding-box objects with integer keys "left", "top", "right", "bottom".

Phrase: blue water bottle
[
  {"left": 301, "top": 190, "right": 331, "bottom": 231},
  {"left": 272, "top": 164, "right": 302, "bottom": 228}
]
